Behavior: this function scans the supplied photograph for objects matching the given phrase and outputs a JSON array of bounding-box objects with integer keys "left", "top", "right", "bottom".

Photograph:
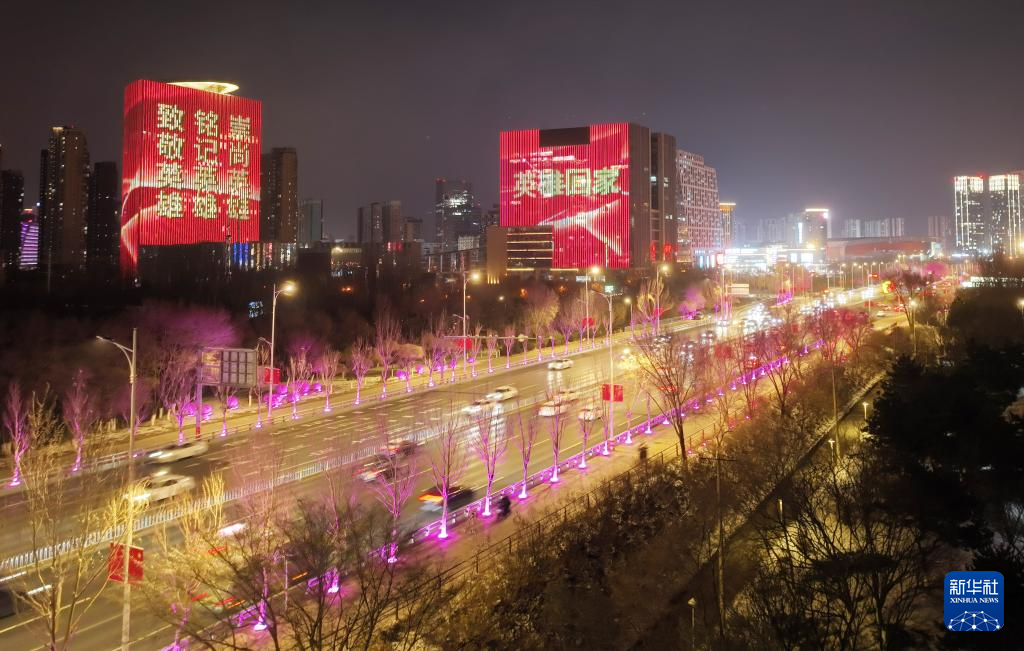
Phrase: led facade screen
[
  {"left": 121, "top": 80, "right": 262, "bottom": 271},
  {"left": 500, "top": 123, "right": 630, "bottom": 268}
]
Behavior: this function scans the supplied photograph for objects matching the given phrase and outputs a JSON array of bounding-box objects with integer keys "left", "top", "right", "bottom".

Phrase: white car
[
  {"left": 548, "top": 358, "right": 574, "bottom": 371},
  {"left": 538, "top": 401, "right": 571, "bottom": 417},
  {"left": 486, "top": 385, "right": 519, "bottom": 402},
  {"left": 552, "top": 388, "right": 580, "bottom": 403},
  {"left": 577, "top": 406, "right": 602, "bottom": 421},
  {"left": 147, "top": 440, "right": 209, "bottom": 464},
  {"left": 130, "top": 474, "right": 195, "bottom": 503},
  {"left": 462, "top": 397, "right": 495, "bottom": 415}
]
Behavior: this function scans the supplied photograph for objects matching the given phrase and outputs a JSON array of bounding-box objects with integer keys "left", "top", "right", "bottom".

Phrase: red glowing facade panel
[
  {"left": 120, "top": 80, "right": 262, "bottom": 271},
  {"left": 500, "top": 124, "right": 630, "bottom": 268}
]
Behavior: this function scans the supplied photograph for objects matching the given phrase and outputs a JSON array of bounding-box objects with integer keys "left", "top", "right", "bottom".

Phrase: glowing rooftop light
[{"left": 169, "top": 81, "right": 240, "bottom": 94}]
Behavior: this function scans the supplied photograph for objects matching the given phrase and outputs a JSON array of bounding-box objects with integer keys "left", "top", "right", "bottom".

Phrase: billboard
[
  {"left": 121, "top": 80, "right": 262, "bottom": 272},
  {"left": 500, "top": 124, "right": 630, "bottom": 269},
  {"left": 200, "top": 347, "right": 259, "bottom": 388}
]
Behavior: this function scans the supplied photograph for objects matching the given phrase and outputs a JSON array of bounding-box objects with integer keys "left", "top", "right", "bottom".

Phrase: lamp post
[
  {"left": 585, "top": 266, "right": 600, "bottom": 347},
  {"left": 862, "top": 401, "right": 869, "bottom": 421},
  {"left": 268, "top": 281, "right": 297, "bottom": 424},
  {"left": 97, "top": 329, "right": 137, "bottom": 651},
  {"left": 909, "top": 298, "right": 918, "bottom": 358},
  {"left": 654, "top": 263, "right": 669, "bottom": 334},
  {"left": 254, "top": 337, "right": 272, "bottom": 428},
  {"left": 594, "top": 288, "right": 620, "bottom": 455},
  {"left": 462, "top": 270, "right": 481, "bottom": 375},
  {"left": 1017, "top": 298, "right": 1024, "bottom": 325},
  {"left": 687, "top": 597, "right": 698, "bottom": 651},
  {"left": 624, "top": 297, "right": 634, "bottom": 339}
]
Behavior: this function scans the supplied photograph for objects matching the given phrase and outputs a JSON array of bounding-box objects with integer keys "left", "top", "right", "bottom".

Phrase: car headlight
[{"left": 148, "top": 451, "right": 163, "bottom": 458}]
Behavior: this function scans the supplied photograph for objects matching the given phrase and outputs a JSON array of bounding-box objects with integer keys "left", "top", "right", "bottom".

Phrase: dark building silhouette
[
  {"left": 357, "top": 202, "right": 383, "bottom": 244},
  {"left": 298, "top": 198, "right": 324, "bottom": 244},
  {"left": 260, "top": 147, "right": 299, "bottom": 242},
  {"left": 435, "top": 178, "right": 481, "bottom": 250},
  {"left": 86, "top": 161, "right": 120, "bottom": 270},
  {"left": 39, "top": 126, "right": 90, "bottom": 269},
  {"left": 1, "top": 169, "right": 25, "bottom": 273}
]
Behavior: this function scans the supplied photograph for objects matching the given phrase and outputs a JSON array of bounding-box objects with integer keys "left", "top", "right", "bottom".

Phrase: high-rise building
[
  {"left": 1, "top": 169, "right": 25, "bottom": 272},
  {"left": 927, "top": 215, "right": 953, "bottom": 251},
  {"left": 435, "top": 178, "right": 481, "bottom": 250},
  {"left": 719, "top": 202, "right": 736, "bottom": 248},
  {"left": 298, "top": 199, "right": 324, "bottom": 244},
  {"left": 676, "top": 150, "right": 720, "bottom": 267},
  {"left": 86, "top": 161, "right": 120, "bottom": 270},
  {"left": 40, "top": 126, "right": 90, "bottom": 268},
  {"left": 357, "top": 202, "right": 383, "bottom": 244},
  {"left": 783, "top": 208, "right": 830, "bottom": 248},
  {"left": 19, "top": 209, "right": 38, "bottom": 270},
  {"left": 990, "top": 173, "right": 1022, "bottom": 256},
  {"left": 381, "top": 199, "right": 404, "bottom": 243},
  {"left": 499, "top": 123, "right": 677, "bottom": 270},
  {"left": 954, "top": 175, "right": 986, "bottom": 255},
  {"left": 842, "top": 218, "right": 862, "bottom": 239},
  {"left": 260, "top": 147, "right": 299, "bottom": 243},
  {"left": 403, "top": 217, "right": 423, "bottom": 242},
  {"left": 862, "top": 217, "right": 905, "bottom": 238}
]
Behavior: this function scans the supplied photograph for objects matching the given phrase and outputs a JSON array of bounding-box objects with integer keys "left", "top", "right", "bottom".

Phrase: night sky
[{"left": 2, "top": 0, "right": 1022, "bottom": 239}]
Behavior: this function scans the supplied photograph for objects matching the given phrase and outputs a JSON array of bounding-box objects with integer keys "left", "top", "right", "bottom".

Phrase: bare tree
[
  {"left": 369, "top": 420, "right": 418, "bottom": 563},
  {"left": 347, "top": 338, "right": 373, "bottom": 405},
  {"left": 286, "top": 347, "right": 311, "bottom": 420},
  {"left": 427, "top": 409, "right": 467, "bottom": 539},
  {"left": 554, "top": 307, "right": 576, "bottom": 356},
  {"left": 512, "top": 406, "right": 541, "bottom": 498},
  {"left": 15, "top": 392, "right": 121, "bottom": 651},
  {"left": 374, "top": 308, "right": 402, "bottom": 399},
  {"left": 158, "top": 356, "right": 195, "bottom": 445},
  {"left": 752, "top": 310, "right": 808, "bottom": 419},
  {"left": 502, "top": 325, "right": 516, "bottom": 369},
  {"left": 730, "top": 335, "right": 762, "bottom": 419},
  {"left": 469, "top": 324, "right": 484, "bottom": 377},
  {"left": 634, "top": 333, "right": 706, "bottom": 471},
  {"left": 706, "top": 342, "right": 741, "bottom": 449},
  {"left": 546, "top": 392, "right": 570, "bottom": 483},
  {"left": 887, "top": 269, "right": 929, "bottom": 358},
  {"left": 471, "top": 406, "right": 509, "bottom": 516},
  {"left": 576, "top": 401, "right": 598, "bottom": 469},
  {"left": 484, "top": 330, "right": 499, "bottom": 374},
  {"left": 395, "top": 342, "right": 424, "bottom": 394},
  {"left": 215, "top": 384, "right": 236, "bottom": 437},
  {"left": 316, "top": 347, "right": 342, "bottom": 413},
  {"left": 63, "top": 369, "right": 96, "bottom": 473},
  {"left": 4, "top": 381, "right": 29, "bottom": 486}
]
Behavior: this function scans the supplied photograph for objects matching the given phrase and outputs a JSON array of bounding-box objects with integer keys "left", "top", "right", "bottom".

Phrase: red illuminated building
[
  {"left": 120, "top": 80, "right": 262, "bottom": 275},
  {"left": 499, "top": 123, "right": 676, "bottom": 270}
]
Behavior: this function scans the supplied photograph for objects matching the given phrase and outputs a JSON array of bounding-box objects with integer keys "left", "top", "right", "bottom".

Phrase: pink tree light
[
  {"left": 215, "top": 385, "right": 235, "bottom": 437},
  {"left": 4, "top": 383, "right": 29, "bottom": 487},
  {"left": 502, "top": 326, "right": 515, "bottom": 369},
  {"left": 471, "top": 406, "right": 509, "bottom": 516},
  {"left": 63, "top": 369, "right": 96, "bottom": 473},
  {"left": 374, "top": 308, "right": 402, "bottom": 399},
  {"left": 485, "top": 331, "right": 498, "bottom": 374},
  {"left": 317, "top": 347, "right": 342, "bottom": 413},
  {"left": 347, "top": 338, "right": 372, "bottom": 406},
  {"left": 546, "top": 395, "right": 568, "bottom": 483},
  {"left": 427, "top": 409, "right": 467, "bottom": 539},
  {"left": 576, "top": 403, "right": 597, "bottom": 469},
  {"left": 369, "top": 420, "right": 417, "bottom": 563},
  {"left": 512, "top": 407, "right": 540, "bottom": 499}
]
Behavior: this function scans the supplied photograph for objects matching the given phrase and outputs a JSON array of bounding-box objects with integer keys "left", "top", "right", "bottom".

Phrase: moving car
[
  {"left": 357, "top": 454, "right": 399, "bottom": 483},
  {"left": 418, "top": 485, "right": 475, "bottom": 512},
  {"left": 462, "top": 397, "right": 494, "bottom": 415},
  {"left": 547, "top": 358, "right": 574, "bottom": 371},
  {"left": 539, "top": 400, "right": 571, "bottom": 417},
  {"left": 552, "top": 388, "right": 580, "bottom": 402},
  {"left": 486, "top": 385, "right": 519, "bottom": 402},
  {"left": 577, "top": 406, "right": 602, "bottom": 421},
  {"left": 384, "top": 439, "right": 418, "bottom": 457},
  {"left": 147, "top": 439, "right": 209, "bottom": 464},
  {"left": 130, "top": 473, "right": 196, "bottom": 502}
]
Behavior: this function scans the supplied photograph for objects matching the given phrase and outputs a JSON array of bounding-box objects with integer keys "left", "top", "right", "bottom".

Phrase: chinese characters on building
[
  {"left": 152, "top": 102, "right": 252, "bottom": 222},
  {"left": 512, "top": 166, "right": 622, "bottom": 199}
]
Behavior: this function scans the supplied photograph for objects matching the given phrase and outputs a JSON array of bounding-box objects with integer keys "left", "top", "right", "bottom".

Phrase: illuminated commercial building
[
  {"left": 435, "top": 179, "right": 481, "bottom": 251},
  {"left": 1, "top": 169, "right": 25, "bottom": 272},
  {"left": 499, "top": 123, "right": 676, "bottom": 270},
  {"left": 121, "top": 79, "right": 262, "bottom": 276},
  {"left": 953, "top": 175, "right": 985, "bottom": 254},
  {"left": 794, "top": 208, "right": 830, "bottom": 248},
  {"left": 260, "top": 147, "right": 298, "bottom": 243},
  {"left": 40, "top": 126, "right": 90, "bottom": 269},
  {"left": 19, "top": 209, "right": 38, "bottom": 270},
  {"left": 676, "top": 150, "right": 720, "bottom": 267},
  {"left": 719, "top": 202, "right": 736, "bottom": 248},
  {"left": 86, "top": 161, "right": 120, "bottom": 270},
  {"left": 990, "top": 173, "right": 1022, "bottom": 256}
]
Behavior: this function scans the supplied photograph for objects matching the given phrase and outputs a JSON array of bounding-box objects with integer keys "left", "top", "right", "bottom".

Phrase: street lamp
[
  {"left": 862, "top": 401, "right": 869, "bottom": 421},
  {"left": 909, "top": 298, "right": 919, "bottom": 358},
  {"left": 594, "top": 288, "right": 620, "bottom": 455},
  {"left": 462, "top": 270, "right": 481, "bottom": 375},
  {"left": 268, "top": 281, "right": 297, "bottom": 424},
  {"left": 583, "top": 266, "right": 601, "bottom": 348},
  {"left": 687, "top": 596, "right": 698, "bottom": 651},
  {"left": 97, "top": 329, "right": 138, "bottom": 651},
  {"left": 1017, "top": 298, "right": 1024, "bottom": 324},
  {"left": 624, "top": 297, "right": 634, "bottom": 339}
]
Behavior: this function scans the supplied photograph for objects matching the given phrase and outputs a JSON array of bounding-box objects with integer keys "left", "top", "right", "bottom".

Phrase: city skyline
[{"left": 2, "top": 0, "right": 1022, "bottom": 239}]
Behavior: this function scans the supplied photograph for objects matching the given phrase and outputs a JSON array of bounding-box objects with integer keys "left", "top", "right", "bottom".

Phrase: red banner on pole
[
  {"left": 108, "top": 543, "right": 144, "bottom": 583},
  {"left": 601, "top": 383, "right": 624, "bottom": 402},
  {"left": 261, "top": 367, "right": 281, "bottom": 385}
]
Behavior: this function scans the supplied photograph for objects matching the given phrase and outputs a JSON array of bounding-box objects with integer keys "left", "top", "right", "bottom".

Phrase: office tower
[
  {"left": 39, "top": 126, "right": 90, "bottom": 268},
  {"left": 719, "top": 202, "right": 736, "bottom": 248},
  {"left": 260, "top": 147, "right": 299, "bottom": 242},
  {"left": 990, "top": 173, "right": 1022, "bottom": 256},
  {"left": 927, "top": 215, "right": 952, "bottom": 251},
  {"left": 404, "top": 216, "right": 423, "bottom": 242},
  {"left": 357, "top": 202, "right": 383, "bottom": 244},
  {"left": 298, "top": 199, "right": 324, "bottom": 244},
  {"left": 499, "top": 123, "right": 677, "bottom": 269},
  {"left": 381, "top": 199, "right": 404, "bottom": 243},
  {"left": 796, "top": 208, "right": 829, "bottom": 247},
  {"left": 19, "top": 209, "right": 38, "bottom": 269},
  {"left": 676, "top": 150, "right": 720, "bottom": 267},
  {"left": 954, "top": 176, "right": 986, "bottom": 254},
  {"left": 843, "top": 218, "right": 863, "bottom": 239},
  {"left": 861, "top": 217, "right": 905, "bottom": 238},
  {"left": 86, "top": 161, "right": 120, "bottom": 270},
  {"left": 435, "top": 178, "right": 481, "bottom": 250},
  {"left": 1, "top": 170, "right": 25, "bottom": 272}
]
